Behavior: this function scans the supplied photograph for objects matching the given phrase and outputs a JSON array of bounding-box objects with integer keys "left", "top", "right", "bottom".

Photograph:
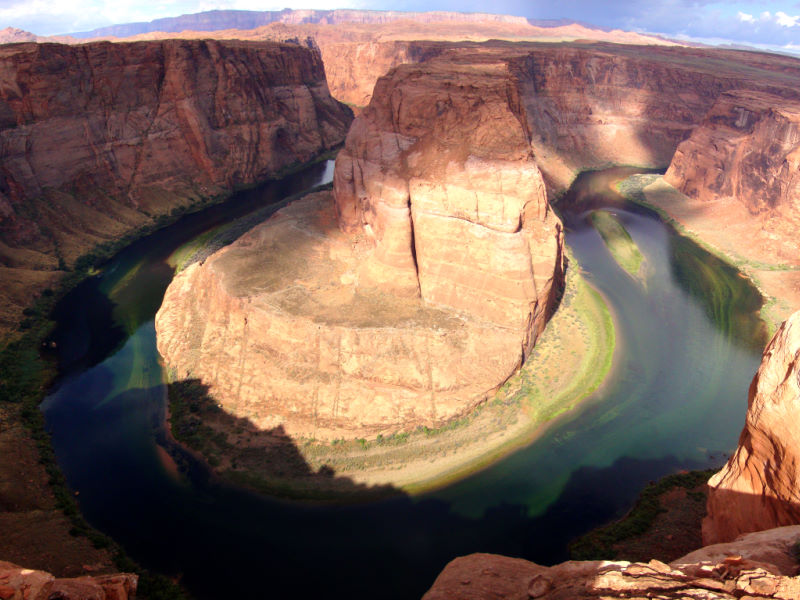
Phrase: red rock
[
  {"left": 423, "top": 529, "right": 800, "bottom": 600},
  {"left": 0, "top": 561, "right": 136, "bottom": 600},
  {"left": 157, "top": 42, "right": 800, "bottom": 443},
  {"left": 157, "top": 46, "right": 567, "bottom": 440},
  {"left": 704, "top": 312, "right": 800, "bottom": 544},
  {"left": 0, "top": 39, "right": 352, "bottom": 338},
  {"left": 665, "top": 91, "right": 800, "bottom": 265}
]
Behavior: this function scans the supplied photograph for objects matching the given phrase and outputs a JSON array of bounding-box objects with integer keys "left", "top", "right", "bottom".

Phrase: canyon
[
  {"left": 155, "top": 47, "right": 567, "bottom": 440},
  {"left": 3, "top": 9, "right": 800, "bottom": 599},
  {"left": 157, "top": 40, "right": 800, "bottom": 444},
  {"left": 0, "top": 39, "right": 352, "bottom": 340}
]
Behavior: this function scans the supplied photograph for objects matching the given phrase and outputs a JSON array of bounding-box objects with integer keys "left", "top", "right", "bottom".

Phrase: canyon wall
[
  {"left": 156, "top": 49, "right": 567, "bottom": 440},
  {"left": 664, "top": 90, "right": 800, "bottom": 265},
  {"left": 157, "top": 42, "right": 800, "bottom": 442},
  {"left": 0, "top": 39, "right": 352, "bottom": 339},
  {"left": 704, "top": 310, "right": 800, "bottom": 544}
]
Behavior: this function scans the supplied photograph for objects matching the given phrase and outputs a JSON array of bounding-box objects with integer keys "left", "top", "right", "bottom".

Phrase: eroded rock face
[
  {"left": 423, "top": 529, "right": 800, "bottom": 600},
  {"left": 157, "top": 48, "right": 567, "bottom": 440},
  {"left": 703, "top": 311, "right": 800, "bottom": 545},
  {"left": 156, "top": 192, "right": 533, "bottom": 439},
  {"left": 156, "top": 42, "right": 800, "bottom": 442},
  {"left": 665, "top": 91, "right": 800, "bottom": 245},
  {"left": 0, "top": 560, "right": 137, "bottom": 600},
  {"left": 0, "top": 39, "right": 352, "bottom": 338}
]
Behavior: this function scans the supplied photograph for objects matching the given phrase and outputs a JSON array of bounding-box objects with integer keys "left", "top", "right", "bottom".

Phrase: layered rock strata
[
  {"left": 0, "top": 39, "right": 352, "bottom": 338},
  {"left": 157, "top": 41, "right": 800, "bottom": 442},
  {"left": 704, "top": 311, "right": 800, "bottom": 544},
  {"left": 423, "top": 526, "right": 800, "bottom": 600},
  {"left": 157, "top": 50, "right": 567, "bottom": 439},
  {"left": 664, "top": 91, "right": 800, "bottom": 266},
  {"left": 0, "top": 561, "right": 137, "bottom": 600}
]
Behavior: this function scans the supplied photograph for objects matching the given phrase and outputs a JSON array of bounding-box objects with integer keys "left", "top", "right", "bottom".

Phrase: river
[{"left": 40, "top": 162, "right": 766, "bottom": 599}]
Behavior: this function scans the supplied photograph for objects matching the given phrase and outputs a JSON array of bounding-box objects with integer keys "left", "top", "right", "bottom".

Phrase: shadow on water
[
  {"left": 167, "top": 378, "right": 399, "bottom": 502},
  {"left": 44, "top": 356, "right": 706, "bottom": 598},
  {"left": 39, "top": 162, "right": 768, "bottom": 600}
]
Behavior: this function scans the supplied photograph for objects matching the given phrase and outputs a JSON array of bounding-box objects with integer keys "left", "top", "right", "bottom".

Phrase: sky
[{"left": 2, "top": 0, "right": 800, "bottom": 52}]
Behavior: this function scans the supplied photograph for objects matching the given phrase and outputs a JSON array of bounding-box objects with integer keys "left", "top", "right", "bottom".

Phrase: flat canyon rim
[{"left": 34, "top": 162, "right": 767, "bottom": 599}]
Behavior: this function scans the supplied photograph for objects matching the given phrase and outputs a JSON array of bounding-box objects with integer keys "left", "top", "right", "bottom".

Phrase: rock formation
[
  {"left": 0, "top": 39, "right": 352, "bottom": 338},
  {"left": 664, "top": 90, "right": 800, "bottom": 266},
  {"left": 0, "top": 561, "right": 137, "bottom": 600},
  {"left": 156, "top": 48, "right": 567, "bottom": 440},
  {"left": 704, "top": 311, "right": 800, "bottom": 544},
  {"left": 157, "top": 41, "right": 800, "bottom": 442},
  {"left": 423, "top": 526, "right": 800, "bottom": 599}
]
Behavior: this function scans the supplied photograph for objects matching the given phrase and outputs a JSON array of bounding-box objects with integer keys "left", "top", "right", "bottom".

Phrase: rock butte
[
  {"left": 704, "top": 310, "right": 800, "bottom": 544},
  {"left": 423, "top": 526, "right": 800, "bottom": 600},
  {"left": 0, "top": 39, "right": 352, "bottom": 338},
  {"left": 157, "top": 41, "right": 800, "bottom": 442},
  {"left": 156, "top": 47, "right": 567, "bottom": 440}
]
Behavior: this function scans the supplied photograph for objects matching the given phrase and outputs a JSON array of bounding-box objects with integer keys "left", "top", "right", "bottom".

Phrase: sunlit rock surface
[
  {"left": 0, "top": 560, "right": 137, "bottom": 600},
  {"left": 0, "top": 39, "right": 352, "bottom": 338},
  {"left": 157, "top": 41, "right": 800, "bottom": 442},
  {"left": 704, "top": 311, "right": 800, "bottom": 544},
  {"left": 424, "top": 527, "right": 800, "bottom": 599},
  {"left": 157, "top": 48, "right": 567, "bottom": 440}
]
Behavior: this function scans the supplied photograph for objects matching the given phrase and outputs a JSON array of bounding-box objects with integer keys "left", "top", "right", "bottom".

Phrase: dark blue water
[{"left": 41, "top": 165, "right": 765, "bottom": 599}]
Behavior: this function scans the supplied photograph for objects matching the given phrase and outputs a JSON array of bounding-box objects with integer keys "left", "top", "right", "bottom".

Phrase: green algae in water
[
  {"left": 670, "top": 232, "right": 768, "bottom": 352},
  {"left": 590, "top": 209, "right": 645, "bottom": 278}
]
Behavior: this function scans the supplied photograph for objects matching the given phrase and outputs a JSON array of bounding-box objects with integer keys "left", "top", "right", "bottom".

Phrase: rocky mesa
[
  {"left": 704, "top": 310, "right": 800, "bottom": 544},
  {"left": 156, "top": 41, "right": 800, "bottom": 444},
  {"left": 156, "top": 49, "right": 566, "bottom": 441},
  {"left": 0, "top": 39, "right": 352, "bottom": 339}
]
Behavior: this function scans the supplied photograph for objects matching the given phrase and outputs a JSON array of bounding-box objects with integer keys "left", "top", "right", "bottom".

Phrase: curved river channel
[{"left": 41, "top": 162, "right": 766, "bottom": 599}]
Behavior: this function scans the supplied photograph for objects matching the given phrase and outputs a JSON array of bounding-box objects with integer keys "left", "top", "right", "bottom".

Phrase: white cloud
[
  {"left": 775, "top": 11, "right": 800, "bottom": 26},
  {"left": 737, "top": 11, "right": 755, "bottom": 23}
]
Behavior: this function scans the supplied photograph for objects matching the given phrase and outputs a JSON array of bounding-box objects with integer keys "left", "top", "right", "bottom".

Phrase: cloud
[
  {"left": 775, "top": 10, "right": 800, "bottom": 26},
  {"left": 3, "top": 0, "right": 800, "bottom": 46}
]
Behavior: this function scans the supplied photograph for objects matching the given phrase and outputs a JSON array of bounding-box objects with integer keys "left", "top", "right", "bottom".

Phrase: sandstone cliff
[
  {"left": 156, "top": 41, "right": 800, "bottom": 442},
  {"left": 664, "top": 90, "right": 800, "bottom": 267},
  {"left": 423, "top": 526, "right": 800, "bottom": 599},
  {"left": 0, "top": 39, "right": 352, "bottom": 339},
  {"left": 704, "top": 310, "right": 800, "bottom": 544},
  {"left": 156, "top": 47, "right": 567, "bottom": 439},
  {"left": 0, "top": 560, "right": 136, "bottom": 600}
]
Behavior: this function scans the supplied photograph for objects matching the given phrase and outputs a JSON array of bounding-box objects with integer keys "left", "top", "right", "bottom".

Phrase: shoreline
[
  {"left": 165, "top": 247, "right": 618, "bottom": 501},
  {"left": 618, "top": 174, "right": 800, "bottom": 334},
  {"left": 0, "top": 150, "right": 341, "bottom": 594}
]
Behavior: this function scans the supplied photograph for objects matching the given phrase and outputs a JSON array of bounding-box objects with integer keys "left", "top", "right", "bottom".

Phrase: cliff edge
[
  {"left": 704, "top": 310, "right": 800, "bottom": 544},
  {"left": 0, "top": 39, "right": 352, "bottom": 339}
]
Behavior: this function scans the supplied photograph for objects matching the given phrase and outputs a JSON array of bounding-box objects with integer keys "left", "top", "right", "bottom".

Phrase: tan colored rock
[
  {"left": 704, "top": 311, "right": 800, "bottom": 544},
  {"left": 156, "top": 192, "right": 534, "bottom": 440},
  {"left": 157, "top": 45, "right": 568, "bottom": 440},
  {"left": 423, "top": 540, "right": 800, "bottom": 599},
  {"left": 0, "top": 561, "right": 136, "bottom": 600},
  {"left": 0, "top": 39, "right": 352, "bottom": 339},
  {"left": 675, "top": 525, "right": 800, "bottom": 576}
]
